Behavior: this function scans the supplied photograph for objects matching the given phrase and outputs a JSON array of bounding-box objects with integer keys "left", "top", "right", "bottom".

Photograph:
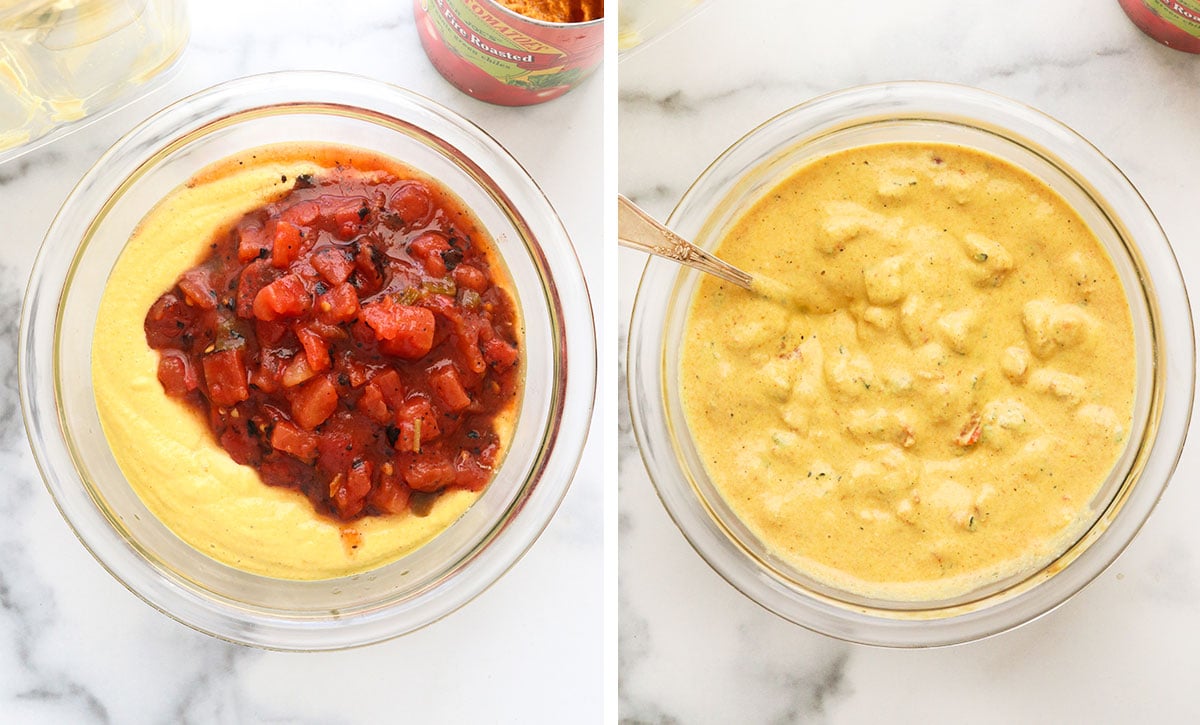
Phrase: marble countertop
[
  {"left": 0, "top": 1, "right": 602, "bottom": 722},
  {"left": 619, "top": 1, "right": 1200, "bottom": 722}
]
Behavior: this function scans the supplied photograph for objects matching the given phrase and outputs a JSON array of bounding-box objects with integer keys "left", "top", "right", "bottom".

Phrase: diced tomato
[
  {"left": 250, "top": 351, "right": 287, "bottom": 394},
  {"left": 202, "top": 348, "right": 250, "bottom": 408},
  {"left": 319, "top": 195, "right": 369, "bottom": 240},
  {"left": 294, "top": 325, "right": 331, "bottom": 372},
  {"left": 331, "top": 460, "right": 373, "bottom": 518},
  {"left": 351, "top": 244, "right": 385, "bottom": 295},
  {"left": 453, "top": 264, "right": 488, "bottom": 293},
  {"left": 356, "top": 382, "right": 391, "bottom": 424},
  {"left": 219, "top": 421, "right": 259, "bottom": 466},
  {"left": 157, "top": 349, "right": 198, "bottom": 397},
  {"left": 315, "top": 281, "right": 360, "bottom": 324},
  {"left": 361, "top": 298, "right": 435, "bottom": 359},
  {"left": 395, "top": 395, "right": 440, "bottom": 452},
  {"left": 237, "top": 221, "right": 269, "bottom": 263},
  {"left": 408, "top": 231, "right": 451, "bottom": 277},
  {"left": 311, "top": 247, "right": 355, "bottom": 286},
  {"left": 429, "top": 363, "right": 471, "bottom": 412},
  {"left": 253, "top": 273, "right": 309, "bottom": 321},
  {"left": 291, "top": 374, "right": 339, "bottom": 430},
  {"left": 271, "top": 420, "right": 318, "bottom": 462},
  {"left": 177, "top": 268, "right": 217, "bottom": 310},
  {"left": 145, "top": 293, "right": 193, "bottom": 347},
  {"left": 236, "top": 260, "right": 279, "bottom": 319},
  {"left": 334, "top": 349, "right": 372, "bottom": 388},
  {"left": 482, "top": 336, "right": 519, "bottom": 370},
  {"left": 281, "top": 354, "right": 317, "bottom": 388},
  {"left": 388, "top": 182, "right": 433, "bottom": 226},
  {"left": 370, "top": 369, "right": 406, "bottom": 409},
  {"left": 254, "top": 318, "right": 290, "bottom": 347},
  {"left": 272, "top": 221, "right": 303, "bottom": 268},
  {"left": 368, "top": 465, "right": 411, "bottom": 514},
  {"left": 404, "top": 454, "right": 456, "bottom": 493},
  {"left": 453, "top": 450, "right": 492, "bottom": 491},
  {"left": 280, "top": 199, "right": 319, "bottom": 227}
]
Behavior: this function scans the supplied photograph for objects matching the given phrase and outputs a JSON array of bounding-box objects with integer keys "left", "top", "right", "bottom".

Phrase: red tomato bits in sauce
[{"left": 144, "top": 164, "right": 521, "bottom": 521}]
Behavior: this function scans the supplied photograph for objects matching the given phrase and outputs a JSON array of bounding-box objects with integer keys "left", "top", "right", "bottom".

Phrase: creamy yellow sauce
[
  {"left": 92, "top": 143, "right": 498, "bottom": 581},
  {"left": 680, "top": 142, "right": 1135, "bottom": 601}
]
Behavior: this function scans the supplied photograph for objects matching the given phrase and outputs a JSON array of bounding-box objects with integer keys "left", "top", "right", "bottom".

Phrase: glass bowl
[
  {"left": 627, "top": 81, "right": 1193, "bottom": 647},
  {"left": 19, "top": 70, "right": 596, "bottom": 650}
]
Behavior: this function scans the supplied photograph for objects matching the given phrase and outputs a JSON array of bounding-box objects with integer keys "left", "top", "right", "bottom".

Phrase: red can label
[{"left": 415, "top": 0, "right": 603, "bottom": 105}]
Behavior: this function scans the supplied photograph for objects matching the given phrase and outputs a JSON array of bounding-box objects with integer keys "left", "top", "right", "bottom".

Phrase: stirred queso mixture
[{"left": 680, "top": 142, "right": 1135, "bottom": 601}]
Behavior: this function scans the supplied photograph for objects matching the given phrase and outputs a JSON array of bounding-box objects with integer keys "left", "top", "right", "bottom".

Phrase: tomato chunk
[
  {"left": 405, "top": 454, "right": 457, "bottom": 493},
  {"left": 272, "top": 221, "right": 303, "bottom": 268},
  {"left": 253, "top": 273, "right": 310, "bottom": 321},
  {"left": 368, "top": 465, "right": 411, "bottom": 514},
  {"left": 271, "top": 420, "right": 318, "bottom": 462},
  {"left": 315, "top": 282, "right": 360, "bottom": 325},
  {"left": 430, "top": 363, "right": 471, "bottom": 412},
  {"left": 295, "top": 325, "right": 332, "bottom": 372},
  {"left": 388, "top": 182, "right": 433, "bottom": 227},
  {"left": 408, "top": 231, "right": 452, "bottom": 277},
  {"left": 157, "top": 349, "right": 198, "bottom": 397},
  {"left": 312, "top": 247, "right": 355, "bottom": 286},
  {"left": 292, "top": 375, "right": 339, "bottom": 430},
  {"left": 331, "top": 460, "right": 372, "bottom": 518},
  {"left": 177, "top": 269, "right": 217, "bottom": 310},
  {"left": 202, "top": 348, "right": 249, "bottom": 408},
  {"left": 361, "top": 298, "right": 435, "bottom": 359}
]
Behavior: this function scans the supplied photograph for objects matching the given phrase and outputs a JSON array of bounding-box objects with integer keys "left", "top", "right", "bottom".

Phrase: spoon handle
[{"left": 617, "top": 195, "right": 753, "bottom": 290}]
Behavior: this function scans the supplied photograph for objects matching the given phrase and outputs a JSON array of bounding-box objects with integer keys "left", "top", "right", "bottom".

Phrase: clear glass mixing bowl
[
  {"left": 627, "top": 81, "right": 1193, "bottom": 647},
  {"left": 20, "top": 70, "right": 596, "bottom": 650}
]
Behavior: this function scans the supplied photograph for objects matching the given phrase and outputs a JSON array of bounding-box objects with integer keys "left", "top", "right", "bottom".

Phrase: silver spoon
[
  {"left": 617, "top": 194, "right": 752, "bottom": 289},
  {"left": 618, "top": 195, "right": 821, "bottom": 309}
]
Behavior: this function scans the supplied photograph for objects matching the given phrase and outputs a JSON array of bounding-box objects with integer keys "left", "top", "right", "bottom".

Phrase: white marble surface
[
  {"left": 619, "top": 1, "right": 1200, "bottom": 722},
  {"left": 0, "top": 1, "right": 603, "bottom": 722}
]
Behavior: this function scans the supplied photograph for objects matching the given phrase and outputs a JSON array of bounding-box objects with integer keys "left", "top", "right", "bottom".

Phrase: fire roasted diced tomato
[
  {"left": 331, "top": 460, "right": 372, "bottom": 518},
  {"left": 253, "top": 273, "right": 309, "bottom": 321},
  {"left": 177, "top": 268, "right": 217, "bottom": 310},
  {"left": 482, "top": 336, "right": 519, "bottom": 370},
  {"left": 312, "top": 247, "right": 355, "bottom": 286},
  {"left": 408, "top": 231, "right": 452, "bottom": 277},
  {"left": 271, "top": 420, "right": 318, "bottom": 462},
  {"left": 361, "top": 298, "right": 435, "bottom": 359},
  {"left": 388, "top": 182, "right": 433, "bottom": 227},
  {"left": 272, "top": 221, "right": 303, "bottom": 268},
  {"left": 395, "top": 395, "right": 440, "bottom": 452},
  {"left": 405, "top": 454, "right": 457, "bottom": 493},
  {"left": 292, "top": 375, "right": 339, "bottom": 430},
  {"left": 368, "top": 465, "right": 411, "bottom": 514},
  {"left": 145, "top": 165, "right": 520, "bottom": 522},
  {"left": 429, "top": 363, "right": 471, "bottom": 412},
  {"left": 315, "top": 282, "right": 359, "bottom": 325},
  {"left": 157, "top": 349, "right": 198, "bottom": 397},
  {"left": 295, "top": 325, "right": 331, "bottom": 372},
  {"left": 202, "top": 348, "right": 249, "bottom": 408}
]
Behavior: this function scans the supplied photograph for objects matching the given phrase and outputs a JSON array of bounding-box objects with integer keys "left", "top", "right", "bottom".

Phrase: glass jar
[{"left": 0, "top": 0, "right": 188, "bottom": 161}]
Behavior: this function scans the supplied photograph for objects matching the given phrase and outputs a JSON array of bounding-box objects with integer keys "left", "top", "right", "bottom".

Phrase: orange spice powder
[{"left": 495, "top": 0, "right": 603, "bottom": 23}]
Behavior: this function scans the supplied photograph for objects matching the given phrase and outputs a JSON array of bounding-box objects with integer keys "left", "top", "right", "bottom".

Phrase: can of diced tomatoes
[{"left": 413, "top": 0, "right": 604, "bottom": 105}]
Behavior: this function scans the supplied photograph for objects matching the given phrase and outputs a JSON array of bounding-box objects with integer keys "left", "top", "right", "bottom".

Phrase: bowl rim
[
  {"left": 626, "top": 80, "right": 1195, "bottom": 648},
  {"left": 19, "top": 69, "right": 597, "bottom": 650}
]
